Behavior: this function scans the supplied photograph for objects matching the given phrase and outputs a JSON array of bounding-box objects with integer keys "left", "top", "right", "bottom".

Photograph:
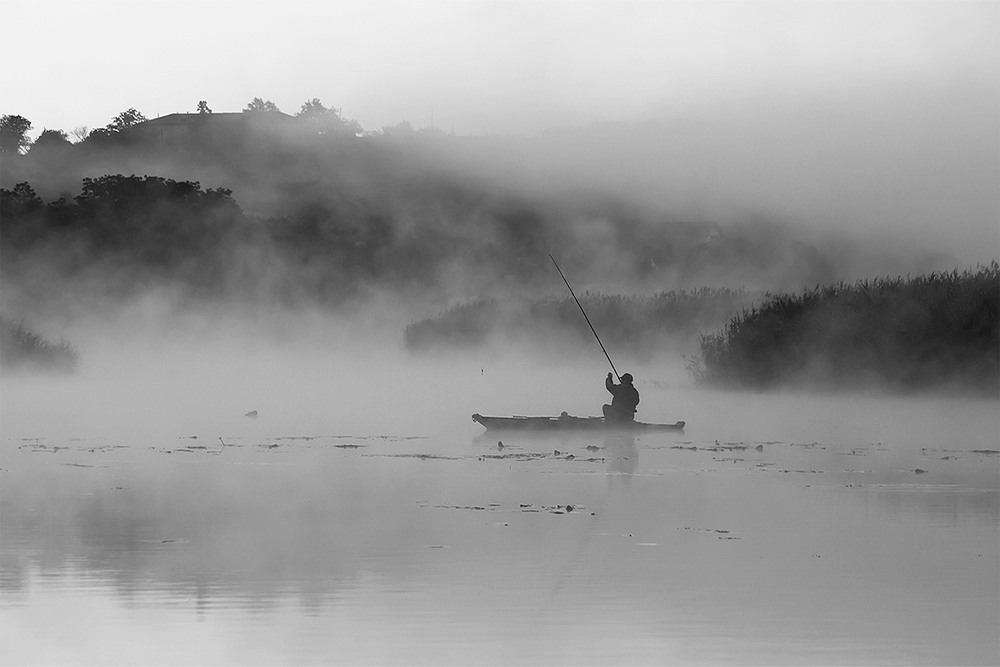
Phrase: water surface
[{"left": 2, "top": 356, "right": 997, "bottom": 665}]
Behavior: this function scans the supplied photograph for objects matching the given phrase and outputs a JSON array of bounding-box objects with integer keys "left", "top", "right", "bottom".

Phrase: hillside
[{"left": 1, "top": 115, "right": 949, "bottom": 321}]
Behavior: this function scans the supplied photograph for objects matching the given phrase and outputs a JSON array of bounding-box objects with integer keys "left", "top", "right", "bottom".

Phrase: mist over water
[
  {"left": 2, "top": 3, "right": 998, "bottom": 661},
  {"left": 2, "top": 126, "right": 997, "bottom": 663},
  {"left": 3, "top": 318, "right": 997, "bottom": 664},
  {"left": 2, "top": 202, "right": 997, "bottom": 663},
  {"left": 0, "top": 308, "right": 671, "bottom": 443}
]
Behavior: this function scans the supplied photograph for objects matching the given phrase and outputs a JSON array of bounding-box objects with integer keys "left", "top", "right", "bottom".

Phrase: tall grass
[
  {"left": 697, "top": 263, "right": 999, "bottom": 393},
  {"left": 0, "top": 315, "right": 78, "bottom": 374},
  {"left": 405, "top": 288, "right": 757, "bottom": 359}
]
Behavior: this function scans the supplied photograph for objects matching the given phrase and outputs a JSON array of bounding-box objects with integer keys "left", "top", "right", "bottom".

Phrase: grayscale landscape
[{"left": 1, "top": 2, "right": 997, "bottom": 665}]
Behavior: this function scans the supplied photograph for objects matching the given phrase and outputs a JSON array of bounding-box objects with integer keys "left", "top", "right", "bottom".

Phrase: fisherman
[{"left": 603, "top": 372, "right": 639, "bottom": 423}]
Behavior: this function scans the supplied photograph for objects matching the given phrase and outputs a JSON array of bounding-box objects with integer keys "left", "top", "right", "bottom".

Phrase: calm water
[{"left": 2, "top": 356, "right": 998, "bottom": 665}]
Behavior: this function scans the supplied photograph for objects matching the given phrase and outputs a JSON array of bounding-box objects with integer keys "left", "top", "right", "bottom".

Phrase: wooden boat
[{"left": 472, "top": 413, "right": 685, "bottom": 432}]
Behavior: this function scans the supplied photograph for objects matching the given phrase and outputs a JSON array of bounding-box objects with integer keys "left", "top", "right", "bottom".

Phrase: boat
[{"left": 472, "top": 412, "right": 685, "bottom": 432}]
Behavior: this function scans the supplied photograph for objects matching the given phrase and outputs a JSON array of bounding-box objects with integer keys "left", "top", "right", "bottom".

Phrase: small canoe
[{"left": 472, "top": 413, "right": 685, "bottom": 432}]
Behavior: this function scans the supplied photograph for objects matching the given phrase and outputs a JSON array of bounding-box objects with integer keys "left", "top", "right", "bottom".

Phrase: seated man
[{"left": 603, "top": 372, "right": 639, "bottom": 423}]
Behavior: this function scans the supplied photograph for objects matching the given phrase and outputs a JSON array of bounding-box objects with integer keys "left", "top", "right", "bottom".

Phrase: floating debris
[
  {"left": 790, "top": 442, "right": 825, "bottom": 449},
  {"left": 138, "top": 538, "right": 189, "bottom": 545},
  {"left": 245, "top": 410, "right": 258, "bottom": 418},
  {"left": 681, "top": 527, "right": 741, "bottom": 540},
  {"left": 480, "top": 452, "right": 549, "bottom": 462},
  {"left": 367, "top": 453, "right": 461, "bottom": 460},
  {"left": 421, "top": 502, "right": 584, "bottom": 515}
]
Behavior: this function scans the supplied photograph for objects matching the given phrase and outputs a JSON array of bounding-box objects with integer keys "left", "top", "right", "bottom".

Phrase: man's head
[{"left": 621, "top": 373, "right": 633, "bottom": 384}]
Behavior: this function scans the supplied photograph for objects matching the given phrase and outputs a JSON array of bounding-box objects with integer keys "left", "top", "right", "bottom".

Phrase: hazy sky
[
  {"left": 4, "top": 0, "right": 998, "bottom": 263},
  {"left": 5, "top": 0, "right": 997, "bottom": 136}
]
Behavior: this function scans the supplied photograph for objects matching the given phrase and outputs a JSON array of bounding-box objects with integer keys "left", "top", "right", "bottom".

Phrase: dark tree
[
  {"left": 295, "top": 98, "right": 363, "bottom": 136},
  {"left": 243, "top": 97, "right": 280, "bottom": 113},
  {"left": 295, "top": 98, "right": 351, "bottom": 135},
  {"left": 82, "top": 127, "right": 117, "bottom": 146},
  {"left": 107, "top": 108, "right": 147, "bottom": 132},
  {"left": 31, "top": 129, "right": 71, "bottom": 151},
  {"left": 297, "top": 98, "right": 329, "bottom": 118},
  {"left": 0, "top": 115, "right": 33, "bottom": 155},
  {"left": 0, "top": 182, "right": 44, "bottom": 216},
  {"left": 197, "top": 100, "right": 212, "bottom": 114},
  {"left": 0, "top": 182, "right": 45, "bottom": 247}
]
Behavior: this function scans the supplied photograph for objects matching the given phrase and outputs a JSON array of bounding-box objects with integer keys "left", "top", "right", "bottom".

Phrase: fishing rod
[{"left": 548, "top": 253, "right": 621, "bottom": 382}]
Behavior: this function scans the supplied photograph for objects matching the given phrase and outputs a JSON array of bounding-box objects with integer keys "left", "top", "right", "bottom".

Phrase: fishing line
[{"left": 548, "top": 253, "right": 620, "bottom": 382}]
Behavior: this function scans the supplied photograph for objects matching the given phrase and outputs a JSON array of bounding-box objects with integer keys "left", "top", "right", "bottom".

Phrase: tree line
[
  {"left": 1, "top": 98, "right": 443, "bottom": 156},
  {"left": 0, "top": 174, "right": 612, "bottom": 308}
]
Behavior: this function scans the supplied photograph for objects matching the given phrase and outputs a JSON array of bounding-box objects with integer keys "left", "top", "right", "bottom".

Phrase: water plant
[
  {"left": 405, "top": 287, "right": 758, "bottom": 359},
  {"left": 0, "top": 315, "right": 78, "bottom": 374},
  {"left": 697, "top": 263, "right": 999, "bottom": 393}
]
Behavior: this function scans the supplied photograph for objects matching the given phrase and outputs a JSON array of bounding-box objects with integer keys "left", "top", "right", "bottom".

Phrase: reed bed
[
  {"left": 0, "top": 315, "right": 78, "bottom": 374},
  {"left": 405, "top": 288, "right": 757, "bottom": 359},
  {"left": 697, "top": 263, "right": 999, "bottom": 393}
]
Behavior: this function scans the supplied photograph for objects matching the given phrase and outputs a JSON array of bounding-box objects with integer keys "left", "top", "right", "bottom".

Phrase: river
[{"left": 1, "top": 338, "right": 997, "bottom": 665}]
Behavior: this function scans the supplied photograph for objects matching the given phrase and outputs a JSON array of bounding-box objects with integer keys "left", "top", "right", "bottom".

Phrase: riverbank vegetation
[
  {"left": 696, "top": 264, "right": 999, "bottom": 394},
  {"left": 3, "top": 105, "right": 994, "bottom": 393},
  {"left": 405, "top": 265, "right": 999, "bottom": 395},
  {"left": 0, "top": 315, "right": 78, "bottom": 374},
  {"left": 4, "top": 103, "right": 951, "bottom": 319},
  {"left": 0, "top": 173, "right": 843, "bottom": 317},
  {"left": 405, "top": 288, "right": 758, "bottom": 360}
]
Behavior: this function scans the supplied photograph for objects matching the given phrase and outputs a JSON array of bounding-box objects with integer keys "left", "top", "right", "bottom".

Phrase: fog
[
  {"left": 3, "top": 313, "right": 997, "bottom": 663},
  {"left": 5, "top": 1, "right": 998, "bottom": 273},
  {"left": 0, "top": 305, "right": 679, "bottom": 442},
  {"left": 2, "top": 5, "right": 998, "bottom": 661},
  {"left": 477, "top": 84, "right": 999, "bottom": 266}
]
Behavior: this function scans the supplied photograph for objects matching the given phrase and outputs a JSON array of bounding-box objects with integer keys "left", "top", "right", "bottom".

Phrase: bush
[
  {"left": 0, "top": 315, "right": 78, "bottom": 374},
  {"left": 697, "top": 263, "right": 999, "bottom": 393}
]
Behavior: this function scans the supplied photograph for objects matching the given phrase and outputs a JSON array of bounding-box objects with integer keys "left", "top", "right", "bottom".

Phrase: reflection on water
[{"left": 2, "top": 387, "right": 998, "bottom": 665}]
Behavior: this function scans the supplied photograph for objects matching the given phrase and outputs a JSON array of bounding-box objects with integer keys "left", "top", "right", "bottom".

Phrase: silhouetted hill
[{"left": 1, "top": 116, "right": 964, "bottom": 321}]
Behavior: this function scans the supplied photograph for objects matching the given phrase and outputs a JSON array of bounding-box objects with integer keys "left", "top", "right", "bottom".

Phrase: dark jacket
[{"left": 606, "top": 376, "right": 639, "bottom": 418}]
